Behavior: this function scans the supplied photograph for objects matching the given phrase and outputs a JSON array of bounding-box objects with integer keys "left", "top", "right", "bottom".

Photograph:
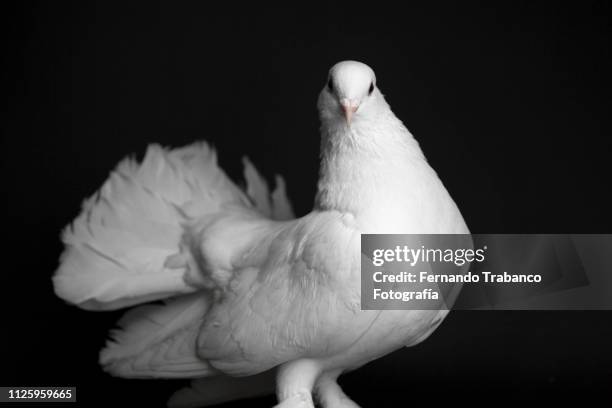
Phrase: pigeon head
[{"left": 318, "top": 60, "right": 380, "bottom": 125}]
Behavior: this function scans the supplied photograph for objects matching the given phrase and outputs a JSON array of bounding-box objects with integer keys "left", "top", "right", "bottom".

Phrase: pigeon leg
[
  {"left": 273, "top": 359, "right": 321, "bottom": 408},
  {"left": 315, "top": 370, "right": 361, "bottom": 408}
]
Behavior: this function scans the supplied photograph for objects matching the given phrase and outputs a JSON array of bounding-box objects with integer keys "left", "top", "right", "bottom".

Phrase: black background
[{"left": 1, "top": 2, "right": 611, "bottom": 407}]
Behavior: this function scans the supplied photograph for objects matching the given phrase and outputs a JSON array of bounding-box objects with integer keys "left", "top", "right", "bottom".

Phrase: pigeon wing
[{"left": 194, "top": 211, "right": 381, "bottom": 376}]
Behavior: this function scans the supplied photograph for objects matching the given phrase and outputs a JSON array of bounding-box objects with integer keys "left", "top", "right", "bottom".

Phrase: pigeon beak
[{"left": 340, "top": 99, "right": 359, "bottom": 124}]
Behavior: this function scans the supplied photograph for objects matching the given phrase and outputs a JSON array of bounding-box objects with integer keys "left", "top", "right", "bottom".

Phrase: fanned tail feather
[
  {"left": 54, "top": 142, "right": 249, "bottom": 310},
  {"left": 100, "top": 293, "right": 214, "bottom": 378},
  {"left": 243, "top": 157, "right": 294, "bottom": 221},
  {"left": 52, "top": 141, "right": 294, "bottom": 384},
  {"left": 53, "top": 142, "right": 293, "bottom": 311}
]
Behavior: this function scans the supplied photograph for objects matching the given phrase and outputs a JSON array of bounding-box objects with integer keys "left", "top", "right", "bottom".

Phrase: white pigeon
[{"left": 53, "top": 60, "right": 468, "bottom": 408}]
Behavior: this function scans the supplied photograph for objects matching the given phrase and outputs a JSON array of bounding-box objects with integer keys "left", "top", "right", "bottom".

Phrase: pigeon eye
[
  {"left": 368, "top": 82, "right": 374, "bottom": 95},
  {"left": 327, "top": 78, "right": 334, "bottom": 93}
]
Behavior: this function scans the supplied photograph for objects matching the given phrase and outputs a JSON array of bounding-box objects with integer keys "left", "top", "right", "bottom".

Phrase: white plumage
[{"left": 54, "top": 61, "right": 468, "bottom": 408}]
